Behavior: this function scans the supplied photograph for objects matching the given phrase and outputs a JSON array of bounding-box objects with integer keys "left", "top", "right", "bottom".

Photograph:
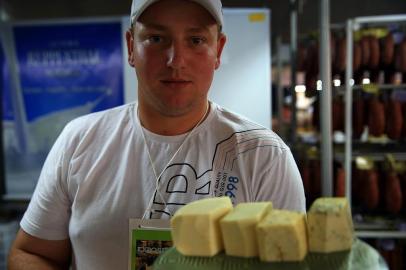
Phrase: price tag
[
  {"left": 386, "top": 154, "right": 406, "bottom": 174},
  {"left": 306, "top": 146, "right": 319, "bottom": 159},
  {"left": 248, "top": 13, "right": 266, "bottom": 23},
  {"left": 355, "top": 156, "right": 374, "bottom": 170},
  {"left": 361, "top": 83, "right": 379, "bottom": 94}
]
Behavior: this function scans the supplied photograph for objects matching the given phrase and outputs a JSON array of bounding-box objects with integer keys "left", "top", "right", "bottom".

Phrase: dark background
[{"left": 1, "top": 0, "right": 406, "bottom": 48}]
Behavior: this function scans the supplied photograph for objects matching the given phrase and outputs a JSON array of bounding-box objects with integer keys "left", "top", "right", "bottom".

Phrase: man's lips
[
  {"left": 161, "top": 79, "right": 191, "bottom": 83},
  {"left": 160, "top": 79, "right": 192, "bottom": 88}
]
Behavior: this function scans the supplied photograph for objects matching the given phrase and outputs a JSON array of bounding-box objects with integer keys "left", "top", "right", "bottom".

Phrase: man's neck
[{"left": 138, "top": 102, "right": 210, "bottom": 136}]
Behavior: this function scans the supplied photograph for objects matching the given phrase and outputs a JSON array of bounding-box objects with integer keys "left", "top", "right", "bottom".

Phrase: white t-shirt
[{"left": 20, "top": 101, "right": 305, "bottom": 270}]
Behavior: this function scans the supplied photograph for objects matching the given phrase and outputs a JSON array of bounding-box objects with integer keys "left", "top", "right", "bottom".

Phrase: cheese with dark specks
[{"left": 307, "top": 197, "right": 354, "bottom": 253}]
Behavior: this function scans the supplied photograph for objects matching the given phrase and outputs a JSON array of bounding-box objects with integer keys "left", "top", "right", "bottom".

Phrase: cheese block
[
  {"left": 220, "top": 202, "right": 272, "bottom": 257},
  {"left": 307, "top": 197, "right": 354, "bottom": 253},
  {"left": 256, "top": 209, "right": 308, "bottom": 262},
  {"left": 170, "top": 196, "right": 233, "bottom": 256}
]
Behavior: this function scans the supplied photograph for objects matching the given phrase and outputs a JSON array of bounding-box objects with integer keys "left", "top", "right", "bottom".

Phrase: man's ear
[
  {"left": 126, "top": 29, "right": 135, "bottom": 67},
  {"left": 215, "top": 33, "right": 227, "bottom": 70}
]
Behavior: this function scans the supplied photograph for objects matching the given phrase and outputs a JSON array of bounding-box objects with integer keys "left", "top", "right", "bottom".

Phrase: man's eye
[
  {"left": 148, "top": 35, "right": 163, "bottom": 43},
  {"left": 191, "top": 37, "right": 206, "bottom": 45}
]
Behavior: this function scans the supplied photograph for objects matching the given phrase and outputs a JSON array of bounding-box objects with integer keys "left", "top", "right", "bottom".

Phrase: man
[{"left": 8, "top": 0, "right": 305, "bottom": 269}]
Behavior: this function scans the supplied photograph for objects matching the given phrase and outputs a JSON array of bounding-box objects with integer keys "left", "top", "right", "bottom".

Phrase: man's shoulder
[
  {"left": 212, "top": 103, "right": 289, "bottom": 150},
  {"left": 63, "top": 103, "right": 134, "bottom": 136},
  {"left": 70, "top": 103, "right": 133, "bottom": 126}
]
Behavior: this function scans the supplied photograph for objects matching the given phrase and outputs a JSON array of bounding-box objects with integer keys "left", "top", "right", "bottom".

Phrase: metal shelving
[
  {"left": 344, "top": 14, "right": 406, "bottom": 239},
  {"left": 335, "top": 152, "right": 406, "bottom": 163},
  {"left": 356, "top": 231, "right": 406, "bottom": 239},
  {"left": 352, "top": 84, "right": 406, "bottom": 90},
  {"left": 344, "top": 13, "right": 406, "bottom": 203}
]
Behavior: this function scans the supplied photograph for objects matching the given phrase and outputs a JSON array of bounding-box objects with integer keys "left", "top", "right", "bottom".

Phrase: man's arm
[{"left": 8, "top": 229, "right": 71, "bottom": 270}]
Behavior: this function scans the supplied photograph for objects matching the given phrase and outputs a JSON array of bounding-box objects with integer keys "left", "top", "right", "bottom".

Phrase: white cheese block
[
  {"left": 256, "top": 209, "right": 308, "bottom": 262},
  {"left": 220, "top": 202, "right": 273, "bottom": 257},
  {"left": 170, "top": 196, "right": 233, "bottom": 256},
  {"left": 307, "top": 197, "right": 354, "bottom": 253}
]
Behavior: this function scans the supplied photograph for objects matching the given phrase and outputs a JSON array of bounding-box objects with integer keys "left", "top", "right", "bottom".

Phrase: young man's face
[{"left": 126, "top": 0, "right": 226, "bottom": 117}]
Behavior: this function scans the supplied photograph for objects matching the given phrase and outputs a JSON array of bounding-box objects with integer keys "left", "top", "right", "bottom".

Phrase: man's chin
[
  {"left": 158, "top": 107, "right": 191, "bottom": 117},
  {"left": 156, "top": 101, "right": 197, "bottom": 117}
]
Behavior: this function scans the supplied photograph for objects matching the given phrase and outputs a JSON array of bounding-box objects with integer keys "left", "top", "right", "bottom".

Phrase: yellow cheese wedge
[
  {"left": 256, "top": 209, "right": 308, "bottom": 262},
  {"left": 307, "top": 197, "right": 354, "bottom": 253},
  {"left": 220, "top": 202, "right": 272, "bottom": 257},
  {"left": 170, "top": 196, "right": 233, "bottom": 256}
]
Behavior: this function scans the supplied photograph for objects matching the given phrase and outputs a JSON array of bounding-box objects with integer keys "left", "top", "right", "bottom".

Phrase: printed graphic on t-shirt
[{"left": 149, "top": 128, "right": 283, "bottom": 218}]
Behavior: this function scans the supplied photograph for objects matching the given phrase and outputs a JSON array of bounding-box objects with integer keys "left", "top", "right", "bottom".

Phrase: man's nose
[{"left": 167, "top": 41, "right": 186, "bottom": 69}]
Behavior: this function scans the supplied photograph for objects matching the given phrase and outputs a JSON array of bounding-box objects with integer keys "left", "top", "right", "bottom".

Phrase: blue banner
[
  {"left": 3, "top": 20, "right": 126, "bottom": 196},
  {"left": 13, "top": 22, "right": 124, "bottom": 122}
]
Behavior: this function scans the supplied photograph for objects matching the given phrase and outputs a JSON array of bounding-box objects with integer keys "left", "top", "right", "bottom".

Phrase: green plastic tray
[{"left": 153, "top": 239, "right": 388, "bottom": 270}]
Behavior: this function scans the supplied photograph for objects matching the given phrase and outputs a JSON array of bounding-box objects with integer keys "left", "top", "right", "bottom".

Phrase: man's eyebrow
[
  {"left": 140, "top": 23, "right": 167, "bottom": 31},
  {"left": 186, "top": 26, "right": 212, "bottom": 34}
]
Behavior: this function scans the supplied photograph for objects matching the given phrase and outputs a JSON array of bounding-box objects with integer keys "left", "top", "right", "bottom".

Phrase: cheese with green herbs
[
  {"left": 307, "top": 197, "right": 354, "bottom": 253},
  {"left": 220, "top": 202, "right": 273, "bottom": 257},
  {"left": 170, "top": 196, "right": 233, "bottom": 256},
  {"left": 256, "top": 209, "right": 308, "bottom": 262}
]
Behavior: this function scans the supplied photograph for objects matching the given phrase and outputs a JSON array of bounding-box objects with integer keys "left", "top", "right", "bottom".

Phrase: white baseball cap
[{"left": 130, "top": 0, "right": 224, "bottom": 27}]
